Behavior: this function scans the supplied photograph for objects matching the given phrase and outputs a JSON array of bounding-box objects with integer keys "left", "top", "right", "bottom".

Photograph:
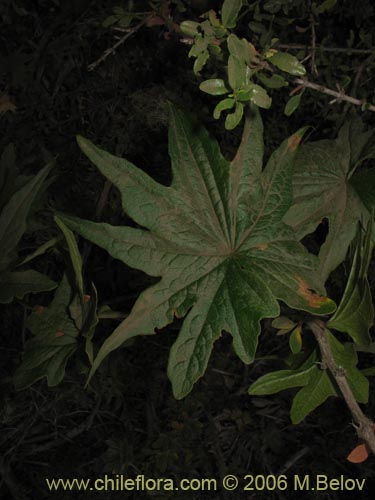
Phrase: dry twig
[
  {"left": 308, "top": 320, "right": 375, "bottom": 456},
  {"left": 294, "top": 77, "right": 375, "bottom": 112},
  {"left": 87, "top": 15, "right": 153, "bottom": 72}
]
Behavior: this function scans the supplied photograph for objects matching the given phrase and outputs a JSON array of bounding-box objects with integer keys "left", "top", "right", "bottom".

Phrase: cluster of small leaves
[
  {"left": 180, "top": 0, "right": 306, "bottom": 129},
  {"left": 0, "top": 144, "right": 56, "bottom": 304}
]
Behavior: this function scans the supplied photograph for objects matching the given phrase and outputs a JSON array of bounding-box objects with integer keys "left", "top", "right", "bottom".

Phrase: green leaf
[
  {"left": 55, "top": 215, "right": 84, "bottom": 298},
  {"left": 350, "top": 170, "right": 375, "bottom": 211},
  {"left": 228, "top": 55, "right": 247, "bottom": 91},
  {"left": 180, "top": 20, "right": 200, "bottom": 37},
  {"left": 271, "top": 316, "right": 296, "bottom": 330},
  {"left": 0, "top": 163, "right": 52, "bottom": 272},
  {"left": 0, "top": 270, "right": 57, "bottom": 304},
  {"left": 326, "top": 329, "right": 369, "bottom": 403},
  {"left": 221, "top": 0, "right": 242, "bottom": 28},
  {"left": 16, "top": 237, "right": 59, "bottom": 267},
  {"left": 315, "top": 0, "right": 337, "bottom": 14},
  {"left": 238, "top": 83, "right": 272, "bottom": 109},
  {"left": 267, "top": 51, "right": 306, "bottom": 76},
  {"left": 284, "top": 93, "right": 302, "bottom": 116},
  {"left": 257, "top": 73, "right": 288, "bottom": 89},
  {"left": 289, "top": 325, "right": 302, "bottom": 353},
  {"left": 227, "top": 34, "right": 251, "bottom": 64},
  {"left": 328, "top": 221, "right": 373, "bottom": 346},
  {"left": 193, "top": 50, "right": 209, "bottom": 74},
  {"left": 213, "top": 98, "right": 235, "bottom": 119},
  {"left": 284, "top": 117, "right": 375, "bottom": 281},
  {"left": 225, "top": 101, "right": 244, "bottom": 130},
  {"left": 13, "top": 275, "right": 79, "bottom": 389},
  {"left": 291, "top": 367, "right": 336, "bottom": 423},
  {"left": 199, "top": 79, "right": 229, "bottom": 96},
  {"left": 102, "top": 14, "right": 121, "bottom": 27},
  {"left": 59, "top": 105, "right": 335, "bottom": 399},
  {"left": 249, "top": 364, "right": 315, "bottom": 395}
]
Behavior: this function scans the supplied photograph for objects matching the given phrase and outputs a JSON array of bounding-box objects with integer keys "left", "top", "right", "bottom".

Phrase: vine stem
[
  {"left": 293, "top": 77, "right": 375, "bottom": 112},
  {"left": 308, "top": 320, "right": 375, "bottom": 455}
]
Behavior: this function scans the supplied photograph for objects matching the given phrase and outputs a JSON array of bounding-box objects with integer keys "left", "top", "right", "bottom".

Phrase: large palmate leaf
[
  {"left": 284, "top": 117, "right": 375, "bottom": 281},
  {"left": 60, "top": 105, "right": 335, "bottom": 399}
]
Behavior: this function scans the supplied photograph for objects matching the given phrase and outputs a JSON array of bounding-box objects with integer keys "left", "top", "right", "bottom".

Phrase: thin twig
[
  {"left": 294, "top": 77, "right": 375, "bottom": 112},
  {"left": 276, "top": 446, "right": 311, "bottom": 475},
  {"left": 308, "top": 320, "right": 375, "bottom": 456},
  {"left": 87, "top": 15, "right": 153, "bottom": 72},
  {"left": 310, "top": 18, "right": 318, "bottom": 75},
  {"left": 277, "top": 44, "right": 375, "bottom": 54}
]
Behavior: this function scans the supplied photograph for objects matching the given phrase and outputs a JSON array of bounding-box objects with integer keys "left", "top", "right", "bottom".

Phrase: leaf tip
[
  {"left": 294, "top": 275, "right": 336, "bottom": 313},
  {"left": 287, "top": 127, "right": 308, "bottom": 152}
]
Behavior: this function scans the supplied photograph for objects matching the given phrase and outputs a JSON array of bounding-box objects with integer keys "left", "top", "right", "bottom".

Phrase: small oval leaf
[
  {"left": 289, "top": 325, "right": 302, "bottom": 354},
  {"left": 213, "top": 98, "right": 235, "bottom": 119},
  {"left": 228, "top": 55, "right": 247, "bottom": 91},
  {"left": 257, "top": 73, "right": 288, "bottom": 89},
  {"left": 272, "top": 316, "right": 296, "bottom": 330},
  {"left": 180, "top": 20, "right": 200, "bottom": 37},
  {"left": 225, "top": 101, "right": 244, "bottom": 130},
  {"left": 267, "top": 51, "right": 306, "bottom": 76},
  {"left": 221, "top": 0, "right": 242, "bottom": 29},
  {"left": 199, "top": 79, "right": 229, "bottom": 96},
  {"left": 284, "top": 93, "right": 303, "bottom": 116}
]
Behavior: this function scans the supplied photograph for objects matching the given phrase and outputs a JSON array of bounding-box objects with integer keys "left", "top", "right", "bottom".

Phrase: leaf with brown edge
[
  {"left": 347, "top": 443, "right": 369, "bottom": 463},
  {"left": 295, "top": 275, "right": 335, "bottom": 311},
  {"left": 59, "top": 105, "right": 335, "bottom": 399},
  {"left": 284, "top": 117, "right": 375, "bottom": 281}
]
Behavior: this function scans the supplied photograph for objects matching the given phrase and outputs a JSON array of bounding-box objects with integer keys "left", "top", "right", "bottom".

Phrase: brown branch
[
  {"left": 308, "top": 320, "right": 375, "bottom": 456},
  {"left": 87, "top": 15, "right": 153, "bottom": 72},
  {"left": 294, "top": 77, "right": 375, "bottom": 112},
  {"left": 277, "top": 44, "right": 375, "bottom": 54}
]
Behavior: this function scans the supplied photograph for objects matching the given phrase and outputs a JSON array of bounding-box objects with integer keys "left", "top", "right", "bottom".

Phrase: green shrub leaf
[
  {"left": 199, "top": 79, "right": 229, "bottom": 96},
  {"left": 267, "top": 51, "right": 306, "bottom": 76},
  {"left": 0, "top": 163, "right": 52, "bottom": 272},
  {"left": 221, "top": 0, "right": 242, "bottom": 29},
  {"left": 0, "top": 270, "right": 56, "bottom": 304},
  {"left": 291, "top": 368, "right": 336, "bottom": 423},
  {"left": 225, "top": 101, "right": 244, "bottom": 129},
  {"left": 213, "top": 98, "right": 235, "bottom": 119},
  {"left": 249, "top": 364, "right": 315, "bottom": 396},
  {"left": 284, "top": 93, "right": 302, "bottom": 116}
]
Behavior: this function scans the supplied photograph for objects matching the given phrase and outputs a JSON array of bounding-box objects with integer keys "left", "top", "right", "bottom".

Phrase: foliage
[
  {"left": 2, "top": 0, "right": 375, "bottom": 496},
  {"left": 0, "top": 144, "right": 56, "bottom": 303},
  {"left": 180, "top": 4, "right": 306, "bottom": 128},
  {"left": 59, "top": 105, "right": 336, "bottom": 399},
  {"left": 249, "top": 220, "right": 374, "bottom": 422},
  {"left": 284, "top": 116, "right": 375, "bottom": 281},
  {"left": 14, "top": 217, "right": 98, "bottom": 389}
]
